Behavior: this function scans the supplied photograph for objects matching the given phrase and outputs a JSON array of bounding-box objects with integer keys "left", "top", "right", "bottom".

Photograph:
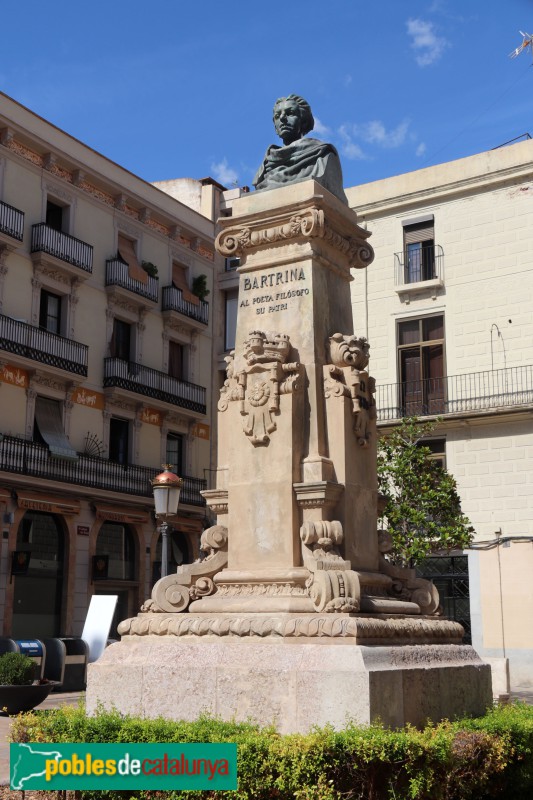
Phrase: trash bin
[
  {"left": 58, "top": 638, "right": 89, "bottom": 691},
  {"left": 14, "top": 639, "right": 45, "bottom": 680},
  {"left": 41, "top": 638, "right": 66, "bottom": 688},
  {"left": 0, "top": 637, "right": 18, "bottom": 655}
]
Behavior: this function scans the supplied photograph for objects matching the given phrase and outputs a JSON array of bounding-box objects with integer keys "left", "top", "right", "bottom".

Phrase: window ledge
[{"left": 395, "top": 277, "right": 444, "bottom": 302}]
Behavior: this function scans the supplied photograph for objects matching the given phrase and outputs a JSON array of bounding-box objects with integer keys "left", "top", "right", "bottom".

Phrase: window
[
  {"left": 117, "top": 234, "right": 147, "bottom": 283},
  {"left": 225, "top": 288, "right": 238, "bottom": 351},
  {"left": 416, "top": 555, "right": 471, "bottom": 643},
  {"left": 166, "top": 432, "right": 184, "bottom": 474},
  {"left": 110, "top": 319, "right": 132, "bottom": 361},
  {"left": 225, "top": 257, "right": 240, "bottom": 271},
  {"left": 421, "top": 438, "right": 446, "bottom": 469},
  {"left": 109, "top": 417, "right": 130, "bottom": 465},
  {"left": 46, "top": 199, "right": 67, "bottom": 233},
  {"left": 39, "top": 290, "right": 62, "bottom": 335},
  {"left": 403, "top": 219, "right": 435, "bottom": 283},
  {"left": 172, "top": 261, "right": 198, "bottom": 305},
  {"left": 168, "top": 341, "right": 185, "bottom": 380},
  {"left": 398, "top": 315, "right": 445, "bottom": 416}
]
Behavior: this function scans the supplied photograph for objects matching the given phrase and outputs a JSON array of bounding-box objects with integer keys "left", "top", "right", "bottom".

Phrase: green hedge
[{"left": 10, "top": 702, "right": 533, "bottom": 800}]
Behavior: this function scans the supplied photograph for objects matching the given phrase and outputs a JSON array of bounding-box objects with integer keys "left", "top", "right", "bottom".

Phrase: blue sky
[{"left": 2, "top": 0, "right": 533, "bottom": 190}]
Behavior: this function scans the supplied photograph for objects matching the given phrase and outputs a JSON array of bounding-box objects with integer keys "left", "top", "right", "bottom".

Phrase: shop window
[
  {"left": 403, "top": 219, "right": 435, "bottom": 283},
  {"left": 34, "top": 396, "right": 78, "bottom": 460},
  {"left": 109, "top": 417, "right": 130, "bottom": 465},
  {"left": 166, "top": 432, "right": 184, "bottom": 475},
  {"left": 39, "top": 289, "right": 63, "bottom": 335},
  {"left": 12, "top": 511, "right": 64, "bottom": 638},
  {"left": 110, "top": 318, "right": 132, "bottom": 361},
  {"left": 95, "top": 522, "right": 136, "bottom": 581},
  {"left": 397, "top": 315, "right": 445, "bottom": 416},
  {"left": 225, "top": 288, "right": 238, "bottom": 351}
]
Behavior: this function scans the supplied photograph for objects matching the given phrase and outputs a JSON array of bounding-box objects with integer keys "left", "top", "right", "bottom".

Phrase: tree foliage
[{"left": 377, "top": 417, "right": 474, "bottom": 567}]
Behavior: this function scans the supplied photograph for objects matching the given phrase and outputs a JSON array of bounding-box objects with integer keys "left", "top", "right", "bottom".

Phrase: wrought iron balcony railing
[
  {"left": 0, "top": 314, "right": 88, "bottom": 376},
  {"left": 394, "top": 244, "right": 444, "bottom": 286},
  {"left": 106, "top": 259, "right": 159, "bottom": 303},
  {"left": 104, "top": 357, "right": 206, "bottom": 414},
  {"left": 31, "top": 223, "right": 93, "bottom": 273},
  {"left": 0, "top": 435, "right": 206, "bottom": 504},
  {"left": 376, "top": 365, "right": 533, "bottom": 422},
  {"left": 0, "top": 199, "right": 24, "bottom": 242},
  {"left": 162, "top": 285, "right": 209, "bottom": 325}
]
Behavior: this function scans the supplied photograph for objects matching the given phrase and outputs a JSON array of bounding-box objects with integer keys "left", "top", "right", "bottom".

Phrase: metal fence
[
  {"left": 106, "top": 259, "right": 158, "bottom": 302},
  {"left": 0, "top": 314, "right": 88, "bottom": 376},
  {"left": 0, "top": 435, "right": 206, "bottom": 504},
  {"left": 0, "top": 200, "right": 24, "bottom": 242},
  {"left": 376, "top": 365, "right": 533, "bottom": 421},
  {"left": 104, "top": 357, "right": 207, "bottom": 414},
  {"left": 31, "top": 223, "right": 93, "bottom": 272},
  {"left": 162, "top": 285, "right": 209, "bottom": 325}
]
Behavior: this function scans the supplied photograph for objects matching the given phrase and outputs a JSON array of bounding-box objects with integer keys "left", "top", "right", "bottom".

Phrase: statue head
[{"left": 273, "top": 95, "right": 314, "bottom": 145}]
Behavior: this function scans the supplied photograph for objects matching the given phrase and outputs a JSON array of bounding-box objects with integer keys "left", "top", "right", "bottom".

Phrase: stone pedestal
[{"left": 87, "top": 181, "right": 492, "bottom": 729}]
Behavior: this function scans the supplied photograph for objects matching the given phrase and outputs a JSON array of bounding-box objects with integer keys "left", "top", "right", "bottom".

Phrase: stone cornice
[{"left": 216, "top": 195, "right": 374, "bottom": 270}]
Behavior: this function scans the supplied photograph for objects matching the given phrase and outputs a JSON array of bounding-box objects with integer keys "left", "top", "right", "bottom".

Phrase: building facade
[
  {"left": 0, "top": 92, "right": 220, "bottom": 639},
  {"left": 345, "top": 139, "right": 533, "bottom": 687}
]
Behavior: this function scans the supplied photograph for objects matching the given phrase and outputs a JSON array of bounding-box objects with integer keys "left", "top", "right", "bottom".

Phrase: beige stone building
[
  {"left": 0, "top": 92, "right": 220, "bottom": 640},
  {"left": 345, "top": 139, "right": 533, "bottom": 687}
]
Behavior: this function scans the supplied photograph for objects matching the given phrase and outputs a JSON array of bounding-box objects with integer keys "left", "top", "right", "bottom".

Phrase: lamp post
[{"left": 151, "top": 465, "right": 183, "bottom": 579}]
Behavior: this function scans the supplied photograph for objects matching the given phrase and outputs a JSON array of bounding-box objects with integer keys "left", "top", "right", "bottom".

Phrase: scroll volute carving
[
  {"left": 300, "top": 520, "right": 361, "bottom": 614},
  {"left": 142, "top": 526, "right": 228, "bottom": 614},
  {"left": 377, "top": 530, "right": 441, "bottom": 616}
]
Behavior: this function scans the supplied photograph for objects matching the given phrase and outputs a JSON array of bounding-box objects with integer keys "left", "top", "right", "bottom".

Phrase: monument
[{"left": 87, "top": 96, "right": 491, "bottom": 732}]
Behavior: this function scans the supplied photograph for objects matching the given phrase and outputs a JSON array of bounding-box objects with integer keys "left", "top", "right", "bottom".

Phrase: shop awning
[{"left": 35, "top": 397, "right": 78, "bottom": 461}]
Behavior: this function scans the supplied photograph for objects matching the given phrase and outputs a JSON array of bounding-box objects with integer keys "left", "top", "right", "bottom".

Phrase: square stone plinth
[{"left": 87, "top": 636, "right": 492, "bottom": 733}]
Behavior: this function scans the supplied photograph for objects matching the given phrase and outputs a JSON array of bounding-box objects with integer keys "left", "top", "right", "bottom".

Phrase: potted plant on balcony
[
  {"left": 191, "top": 274, "right": 210, "bottom": 301},
  {"left": 0, "top": 652, "right": 55, "bottom": 715}
]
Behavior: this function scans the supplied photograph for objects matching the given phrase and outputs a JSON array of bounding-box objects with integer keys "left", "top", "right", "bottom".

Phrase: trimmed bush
[
  {"left": 10, "top": 702, "right": 533, "bottom": 799},
  {"left": 0, "top": 651, "right": 35, "bottom": 685}
]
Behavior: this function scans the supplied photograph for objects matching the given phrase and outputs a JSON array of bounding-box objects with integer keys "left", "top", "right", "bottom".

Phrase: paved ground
[{"left": 0, "top": 688, "right": 532, "bottom": 787}]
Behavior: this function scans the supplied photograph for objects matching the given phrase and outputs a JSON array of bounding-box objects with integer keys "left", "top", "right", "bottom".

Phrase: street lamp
[{"left": 151, "top": 465, "right": 183, "bottom": 579}]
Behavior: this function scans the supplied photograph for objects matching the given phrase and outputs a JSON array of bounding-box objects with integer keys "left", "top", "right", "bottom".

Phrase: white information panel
[{"left": 81, "top": 595, "right": 118, "bottom": 663}]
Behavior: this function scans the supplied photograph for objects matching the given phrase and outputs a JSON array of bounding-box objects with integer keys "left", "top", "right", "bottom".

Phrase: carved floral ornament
[
  {"left": 219, "top": 331, "right": 301, "bottom": 446},
  {"left": 215, "top": 205, "right": 374, "bottom": 270}
]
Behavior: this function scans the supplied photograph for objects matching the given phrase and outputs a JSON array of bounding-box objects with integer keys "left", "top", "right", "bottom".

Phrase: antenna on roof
[{"left": 509, "top": 31, "right": 533, "bottom": 62}]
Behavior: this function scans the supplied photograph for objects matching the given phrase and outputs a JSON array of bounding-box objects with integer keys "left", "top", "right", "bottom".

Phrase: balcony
[
  {"left": 162, "top": 285, "right": 209, "bottom": 326},
  {"left": 106, "top": 259, "right": 158, "bottom": 304},
  {"left": 376, "top": 365, "right": 533, "bottom": 423},
  {"left": 31, "top": 223, "right": 93, "bottom": 273},
  {"left": 0, "top": 199, "right": 24, "bottom": 243},
  {"left": 0, "top": 314, "right": 88, "bottom": 376},
  {"left": 0, "top": 435, "right": 206, "bottom": 505},
  {"left": 104, "top": 358, "right": 206, "bottom": 414},
  {"left": 394, "top": 245, "right": 444, "bottom": 298}
]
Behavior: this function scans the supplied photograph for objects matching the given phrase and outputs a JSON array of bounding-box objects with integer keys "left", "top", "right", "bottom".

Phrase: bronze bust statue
[{"left": 253, "top": 95, "right": 348, "bottom": 204}]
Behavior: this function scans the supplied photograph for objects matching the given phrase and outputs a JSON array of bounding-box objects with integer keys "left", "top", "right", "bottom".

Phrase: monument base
[{"left": 87, "top": 615, "right": 492, "bottom": 732}]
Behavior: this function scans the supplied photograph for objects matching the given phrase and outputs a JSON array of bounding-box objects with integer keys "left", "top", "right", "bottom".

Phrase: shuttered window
[
  {"left": 403, "top": 219, "right": 435, "bottom": 283},
  {"left": 34, "top": 397, "right": 78, "bottom": 461},
  {"left": 117, "top": 234, "right": 147, "bottom": 284}
]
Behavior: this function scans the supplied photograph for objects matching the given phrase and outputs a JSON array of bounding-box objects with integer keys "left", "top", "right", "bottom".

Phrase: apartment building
[
  {"left": 0, "top": 92, "right": 219, "bottom": 639},
  {"left": 345, "top": 139, "right": 533, "bottom": 686}
]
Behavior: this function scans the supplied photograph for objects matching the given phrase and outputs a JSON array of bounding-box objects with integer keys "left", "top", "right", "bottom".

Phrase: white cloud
[
  {"left": 416, "top": 142, "right": 427, "bottom": 157},
  {"left": 340, "top": 120, "right": 410, "bottom": 152},
  {"left": 313, "top": 116, "right": 331, "bottom": 137},
  {"left": 406, "top": 18, "right": 450, "bottom": 66},
  {"left": 344, "top": 74, "right": 353, "bottom": 88},
  {"left": 210, "top": 158, "right": 238, "bottom": 187},
  {"left": 338, "top": 125, "right": 367, "bottom": 160}
]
